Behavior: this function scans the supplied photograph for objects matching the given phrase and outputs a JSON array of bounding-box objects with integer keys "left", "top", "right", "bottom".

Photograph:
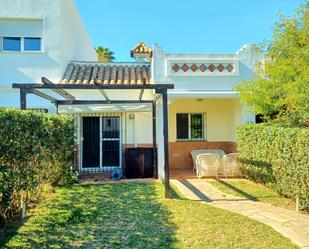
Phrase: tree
[
  {"left": 236, "top": 4, "right": 309, "bottom": 127},
  {"left": 96, "top": 46, "right": 115, "bottom": 63}
]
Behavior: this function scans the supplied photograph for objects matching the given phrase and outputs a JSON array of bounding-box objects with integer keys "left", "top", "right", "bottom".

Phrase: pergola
[{"left": 12, "top": 78, "right": 174, "bottom": 198}]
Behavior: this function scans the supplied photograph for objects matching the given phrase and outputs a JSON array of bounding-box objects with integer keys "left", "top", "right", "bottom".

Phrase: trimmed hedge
[
  {"left": 237, "top": 124, "right": 309, "bottom": 211},
  {"left": 0, "top": 108, "right": 75, "bottom": 224}
]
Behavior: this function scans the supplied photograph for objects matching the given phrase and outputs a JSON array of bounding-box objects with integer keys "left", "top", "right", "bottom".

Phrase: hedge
[
  {"left": 0, "top": 108, "right": 75, "bottom": 225},
  {"left": 237, "top": 124, "right": 309, "bottom": 211}
]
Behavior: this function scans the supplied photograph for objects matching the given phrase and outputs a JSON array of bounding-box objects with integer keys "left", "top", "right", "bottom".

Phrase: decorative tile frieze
[{"left": 169, "top": 61, "right": 238, "bottom": 76}]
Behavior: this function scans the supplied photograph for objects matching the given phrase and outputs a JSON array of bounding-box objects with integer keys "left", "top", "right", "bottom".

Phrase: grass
[
  {"left": 207, "top": 179, "right": 296, "bottom": 210},
  {"left": 0, "top": 182, "right": 298, "bottom": 249}
]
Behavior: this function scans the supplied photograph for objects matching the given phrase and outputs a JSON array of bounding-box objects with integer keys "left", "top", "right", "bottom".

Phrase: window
[
  {"left": 24, "top": 37, "right": 41, "bottom": 51},
  {"left": 3, "top": 37, "right": 21, "bottom": 51},
  {"left": 2, "top": 37, "right": 42, "bottom": 52},
  {"left": 176, "top": 113, "right": 205, "bottom": 140},
  {"left": 0, "top": 18, "right": 43, "bottom": 52}
]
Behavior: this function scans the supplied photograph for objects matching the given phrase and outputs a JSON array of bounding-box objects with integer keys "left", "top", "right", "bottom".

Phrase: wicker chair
[
  {"left": 191, "top": 149, "right": 225, "bottom": 172},
  {"left": 222, "top": 153, "right": 241, "bottom": 178},
  {"left": 196, "top": 153, "right": 220, "bottom": 178}
]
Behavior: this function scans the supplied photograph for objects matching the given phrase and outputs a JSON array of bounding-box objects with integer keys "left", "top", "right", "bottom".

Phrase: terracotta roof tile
[{"left": 60, "top": 62, "right": 151, "bottom": 85}]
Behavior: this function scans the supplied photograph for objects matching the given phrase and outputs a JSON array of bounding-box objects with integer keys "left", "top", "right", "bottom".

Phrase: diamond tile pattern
[
  {"left": 181, "top": 64, "right": 189, "bottom": 72},
  {"left": 190, "top": 64, "right": 198, "bottom": 72},
  {"left": 208, "top": 64, "right": 215, "bottom": 72},
  {"left": 172, "top": 63, "right": 234, "bottom": 73},
  {"left": 217, "top": 64, "right": 224, "bottom": 72},
  {"left": 172, "top": 64, "right": 180, "bottom": 72},
  {"left": 226, "top": 64, "right": 234, "bottom": 72},
  {"left": 199, "top": 64, "right": 207, "bottom": 72}
]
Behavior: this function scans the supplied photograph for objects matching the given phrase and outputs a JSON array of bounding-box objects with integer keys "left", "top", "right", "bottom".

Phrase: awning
[{"left": 58, "top": 103, "right": 152, "bottom": 114}]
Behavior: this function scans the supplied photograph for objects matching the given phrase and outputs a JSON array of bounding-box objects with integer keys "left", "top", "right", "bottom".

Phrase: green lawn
[
  {"left": 1, "top": 182, "right": 298, "bottom": 249},
  {"left": 207, "top": 179, "right": 295, "bottom": 210}
]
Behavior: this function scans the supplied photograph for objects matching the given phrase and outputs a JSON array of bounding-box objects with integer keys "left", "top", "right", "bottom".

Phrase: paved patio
[{"left": 171, "top": 179, "right": 309, "bottom": 249}]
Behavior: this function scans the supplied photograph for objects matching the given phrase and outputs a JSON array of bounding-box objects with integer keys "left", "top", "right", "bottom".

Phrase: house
[
  {"left": 0, "top": 0, "right": 97, "bottom": 111},
  {"left": 1, "top": 0, "right": 261, "bottom": 196}
]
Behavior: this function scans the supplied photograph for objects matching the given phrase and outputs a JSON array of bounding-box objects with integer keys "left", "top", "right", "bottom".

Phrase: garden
[
  {"left": 0, "top": 108, "right": 75, "bottom": 227},
  {"left": 0, "top": 182, "right": 298, "bottom": 249}
]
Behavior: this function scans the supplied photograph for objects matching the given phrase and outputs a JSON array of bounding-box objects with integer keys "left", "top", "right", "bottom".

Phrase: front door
[
  {"left": 82, "top": 117, "right": 100, "bottom": 170},
  {"left": 82, "top": 116, "right": 121, "bottom": 171}
]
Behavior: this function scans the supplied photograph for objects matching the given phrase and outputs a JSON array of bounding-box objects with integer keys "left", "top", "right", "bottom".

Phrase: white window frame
[
  {"left": 176, "top": 112, "right": 206, "bottom": 141},
  {"left": 1, "top": 36, "right": 43, "bottom": 53}
]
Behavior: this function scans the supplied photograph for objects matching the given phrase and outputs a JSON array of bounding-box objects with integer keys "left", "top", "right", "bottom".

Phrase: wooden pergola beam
[
  {"left": 138, "top": 89, "right": 144, "bottom": 101},
  {"left": 32, "top": 89, "right": 58, "bottom": 102},
  {"left": 55, "top": 100, "right": 153, "bottom": 105},
  {"left": 13, "top": 83, "right": 174, "bottom": 90},
  {"left": 41, "top": 77, "right": 75, "bottom": 101},
  {"left": 98, "top": 89, "right": 110, "bottom": 102}
]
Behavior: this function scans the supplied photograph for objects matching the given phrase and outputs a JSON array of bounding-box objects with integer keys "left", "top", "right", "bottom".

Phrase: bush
[
  {"left": 0, "top": 108, "right": 75, "bottom": 223},
  {"left": 237, "top": 124, "right": 309, "bottom": 211}
]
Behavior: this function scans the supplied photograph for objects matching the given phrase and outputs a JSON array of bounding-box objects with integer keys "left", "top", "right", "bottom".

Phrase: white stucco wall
[
  {"left": 0, "top": 0, "right": 96, "bottom": 110},
  {"left": 124, "top": 112, "right": 153, "bottom": 145},
  {"left": 169, "top": 99, "right": 243, "bottom": 142},
  {"left": 152, "top": 43, "right": 259, "bottom": 125}
]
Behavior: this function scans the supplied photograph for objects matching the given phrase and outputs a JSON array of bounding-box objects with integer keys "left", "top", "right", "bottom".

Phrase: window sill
[
  {"left": 0, "top": 50, "right": 45, "bottom": 54},
  {"left": 176, "top": 139, "right": 207, "bottom": 142}
]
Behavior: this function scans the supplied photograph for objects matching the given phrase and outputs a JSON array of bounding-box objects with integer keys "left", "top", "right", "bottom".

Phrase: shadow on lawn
[
  {"left": 214, "top": 179, "right": 257, "bottom": 201},
  {"left": 0, "top": 215, "right": 29, "bottom": 247},
  {"left": 2, "top": 182, "right": 178, "bottom": 249},
  {"left": 179, "top": 179, "right": 213, "bottom": 202},
  {"left": 177, "top": 179, "right": 249, "bottom": 202}
]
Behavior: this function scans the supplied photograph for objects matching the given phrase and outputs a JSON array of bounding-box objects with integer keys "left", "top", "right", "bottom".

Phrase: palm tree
[{"left": 96, "top": 46, "right": 115, "bottom": 62}]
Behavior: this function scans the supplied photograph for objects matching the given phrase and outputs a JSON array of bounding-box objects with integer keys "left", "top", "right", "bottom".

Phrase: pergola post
[
  {"left": 157, "top": 89, "right": 171, "bottom": 198},
  {"left": 152, "top": 101, "right": 158, "bottom": 178},
  {"left": 20, "top": 89, "right": 29, "bottom": 110}
]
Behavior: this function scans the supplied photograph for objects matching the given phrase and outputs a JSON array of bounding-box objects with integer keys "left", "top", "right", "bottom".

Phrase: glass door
[
  {"left": 102, "top": 116, "right": 120, "bottom": 168},
  {"left": 82, "top": 117, "right": 100, "bottom": 169}
]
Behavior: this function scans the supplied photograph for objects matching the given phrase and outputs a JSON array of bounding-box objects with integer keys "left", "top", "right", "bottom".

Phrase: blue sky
[{"left": 76, "top": 0, "right": 304, "bottom": 62}]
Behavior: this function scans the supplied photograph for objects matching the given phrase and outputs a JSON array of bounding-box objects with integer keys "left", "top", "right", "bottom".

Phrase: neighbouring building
[
  {"left": 0, "top": 0, "right": 262, "bottom": 187},
  {"left": 0, "top": 0, "right": 97, "bottom": 112}
]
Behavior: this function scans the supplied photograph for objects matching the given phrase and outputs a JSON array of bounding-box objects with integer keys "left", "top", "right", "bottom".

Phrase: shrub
[
  {"left": 237, "top": 124, "right": 309, "bottom": 211},
  {"left": 0, "top": 108, "right": 75, "bottom": 224}
]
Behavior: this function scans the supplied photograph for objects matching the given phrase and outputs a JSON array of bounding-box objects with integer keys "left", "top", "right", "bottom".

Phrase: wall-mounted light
[
  {"left": 128, "top": 113, "right": 135, "bottom": 119},
  {"left": 196, "top": 98, "right": 204, "bottom": 102}
]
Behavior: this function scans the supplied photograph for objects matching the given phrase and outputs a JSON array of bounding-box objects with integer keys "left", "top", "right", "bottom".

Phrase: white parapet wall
[{"left": 152, "top": 43, "right": 263, "bottom": 91}]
